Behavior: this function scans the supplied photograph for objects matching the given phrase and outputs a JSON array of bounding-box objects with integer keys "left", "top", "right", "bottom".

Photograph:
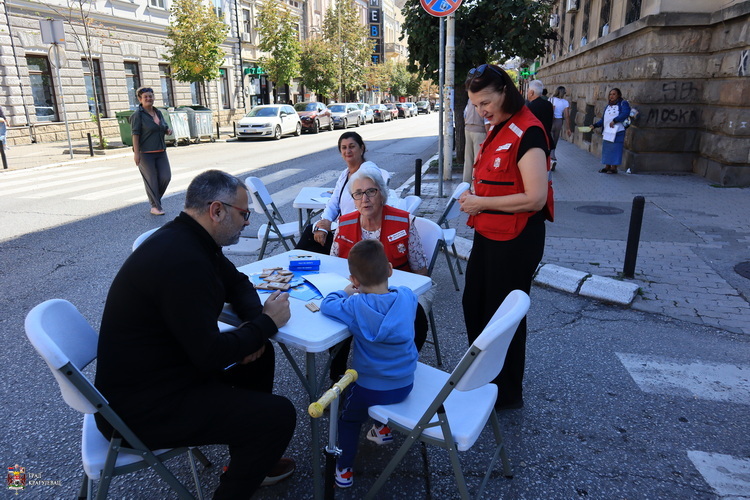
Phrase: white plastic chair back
[
  {"left": 25, "top": 299, "right": 99, "bottom": 413},
  {"left": 246, "top": 176, "right": 273, "bottom": 213},
  {"left": 132, "top": 227, "right": 160, "bottom": 252},
  {"left": 439, "top": 182, "right": 471, "bottom": 226},
  {"left": 402, "top": 195, "right": 422, "bottom": 214},
  {"left": 455, "top": 290, "right": 530, "bottom": 392},
  {"left": 412, "top": 216, "right": 443, "bottom": 275}
]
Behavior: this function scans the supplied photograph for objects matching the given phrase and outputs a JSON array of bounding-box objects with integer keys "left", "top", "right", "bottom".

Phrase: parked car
[
  {"left": 404, "top": 102, "right": 418, "bottom": 117},
  {"left": 384, "top": 103, "right": 399, "bottom": 120},
  {"left": 356, "top": 103, "right": 375, "bottom": 124},
  {"left": 416, "top": 101, "right": 431, "bottom": 114},
  {"left": 237, "top": 105, "right": 301, "bottom": 140},
  {"left": 433, "top": 102, "right": 442, "bottom": 112},
  {"left": 371, "top": 104, "right": 392, "bottom": 122},
  {"left": 395, "top": 102, "right": 410, "bottom": 118},
  {"left": 329, "top": 103, "right": 363, "bottom": 129},
  {"left": 294, "top": 101, "right": 334, "bottom": 133}
]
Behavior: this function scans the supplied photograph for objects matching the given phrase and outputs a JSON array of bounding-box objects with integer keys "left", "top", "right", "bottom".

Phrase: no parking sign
[{"left": 420, "top": 0, "right": 462, "bottom": 17}]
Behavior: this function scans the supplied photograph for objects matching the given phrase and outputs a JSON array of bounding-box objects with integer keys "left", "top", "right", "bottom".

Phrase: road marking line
[
  {"left": 687, "top": 451, "right": 750, "bottom": 497},
  {"left": 616, "top": 352, "right": 750, "bottom": 404}
]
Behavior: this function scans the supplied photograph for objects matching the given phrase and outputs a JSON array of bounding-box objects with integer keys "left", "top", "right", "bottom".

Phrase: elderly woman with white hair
[{"left": 328, "top": 165, "right": 431, "bottom": 442}]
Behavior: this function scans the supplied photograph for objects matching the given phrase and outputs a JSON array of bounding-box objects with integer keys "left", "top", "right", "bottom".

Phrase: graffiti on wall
[
  {"left": 739, "top": 50, "right": 748, "bottom": 77},
  {"left": 661, "top": 81, "right": 700, "bottom": 101},
  {"left": 645, "top": 108, "right": 700, "bottom": 126}
]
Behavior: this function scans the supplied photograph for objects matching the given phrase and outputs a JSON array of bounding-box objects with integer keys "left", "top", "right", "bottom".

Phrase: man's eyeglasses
[
  {"left": 467, "top": 64, "right": 505, "bottom": 83},
  {"left": 352, "top": 188, "right": 379, "bottom": 200},
  {"left": 211, "top": 201, "right": 251, "bottom": 221}
]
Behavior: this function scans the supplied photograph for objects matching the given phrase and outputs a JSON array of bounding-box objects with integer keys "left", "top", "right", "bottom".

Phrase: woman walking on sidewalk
[
  {"left": 131, "top": 86, "right": 172, "bottom": 215},
  {"left": 549, "top": 86, "right": 571, "bottom": 169}
]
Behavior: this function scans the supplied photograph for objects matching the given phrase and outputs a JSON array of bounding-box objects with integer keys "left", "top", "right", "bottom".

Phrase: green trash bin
[{"left": 115, "top": 110, "right": 135, "bottom": 147}]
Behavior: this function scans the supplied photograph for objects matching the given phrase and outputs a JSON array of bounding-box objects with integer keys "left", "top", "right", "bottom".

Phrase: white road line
[
  {"left": 19, "top": 168, "right": 141, "bottom": 199},
  {"left": 616, "top": 353, "right": 750, "bottom": 404},
  {"left": 687, "top": 451, "right": 750, "bottom": 497}
]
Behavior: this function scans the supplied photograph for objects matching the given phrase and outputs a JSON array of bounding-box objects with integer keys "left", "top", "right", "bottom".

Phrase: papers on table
[
  {"left": 311, "top": 197, "right": 331, "bottom": 205},
  {"left": 302, "top": 272, "right": 351, "bottom": 298}
]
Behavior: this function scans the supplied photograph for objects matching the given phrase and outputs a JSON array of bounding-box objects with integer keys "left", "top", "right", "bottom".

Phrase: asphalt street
[{"left": 1, "top": 113, "right": 748, "bottom": 499}]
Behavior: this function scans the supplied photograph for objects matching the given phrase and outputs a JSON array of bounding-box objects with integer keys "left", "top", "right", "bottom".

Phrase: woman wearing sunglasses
[
  {"left": 131, "top": 86, "right": 172, "bottom": 215},
  {"left": 459, "top": 64, "right": 554, "bottom": 410}
]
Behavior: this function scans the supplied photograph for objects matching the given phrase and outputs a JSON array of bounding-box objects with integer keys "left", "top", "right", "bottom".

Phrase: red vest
[
  {"left": 468, "top": 106, "right": 554, "bottom": 241},
  {"left": 335, "top": 205, "right": 412, "bottom": 271}
]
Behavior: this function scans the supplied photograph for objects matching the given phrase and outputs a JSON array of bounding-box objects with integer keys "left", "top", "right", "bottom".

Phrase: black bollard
[
  {"left": 216, "top": 122, "right": 220, "bottom": 140},
  {"left": 233, "top": 122, "right": 237, "bottom": 137},
  {"left": 623, "top": 196, "right": 645, "bottom": 278},
  {"left": 0, "top": 140, "right": 7, "bottom": 169},
  {"left": 415, "top": 158, "right": 422, "bottom": 197},
  {"left": 87, "top": 133, "right": 94, "bottom": 156}
]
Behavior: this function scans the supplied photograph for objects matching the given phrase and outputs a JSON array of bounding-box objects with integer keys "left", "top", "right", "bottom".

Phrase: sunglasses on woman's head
[{"left": 466, "top": 64, "right": 505, "bottom": 83}]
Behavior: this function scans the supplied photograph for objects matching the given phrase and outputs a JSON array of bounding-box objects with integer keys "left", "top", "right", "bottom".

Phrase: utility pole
[{"left": 443, "top": 14, "right": 455, "bottom": 181}]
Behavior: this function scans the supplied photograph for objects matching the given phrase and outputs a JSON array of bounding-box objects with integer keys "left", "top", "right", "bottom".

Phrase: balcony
[{"left": 385, "top": 42, "right": 406, "bottom": 56}]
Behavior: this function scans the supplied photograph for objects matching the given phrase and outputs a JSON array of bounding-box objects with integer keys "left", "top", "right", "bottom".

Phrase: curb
[{"left": 533, "top": 263, "right": 640, "bottom": 306}]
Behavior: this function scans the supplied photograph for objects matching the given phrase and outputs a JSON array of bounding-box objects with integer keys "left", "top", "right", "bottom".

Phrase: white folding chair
[
  {"left": 436, "top": 182, "right": 471, "bottom": 291},
  {"left": 132, "top": 227, "right": 160, "bottom": 252},
  {"left": 365, "top": 290, "right": 530, "bottom": 500},
  {"left": 25, "top": 299, "right": 211, "bottom": 500},
  {"left": 401, "top": 195, "right": 422, "bottom": 214},
  {"left": 246, "top": 176, "right": 300, "bottom": 259},
  {"left": 412, "top": 216, "right": 445, "bottom": 366}
]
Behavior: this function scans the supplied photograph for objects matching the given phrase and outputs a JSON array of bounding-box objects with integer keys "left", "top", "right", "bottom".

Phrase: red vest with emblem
[
  {"left": 335, "top": 205, "right": 412, "bottom": 271},
  {"left": 467, "top": 106, "right": 554, "bottom": 241}
]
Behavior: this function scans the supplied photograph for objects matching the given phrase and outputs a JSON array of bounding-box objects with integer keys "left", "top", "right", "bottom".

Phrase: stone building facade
[{"left": 536, "top": 0, "right": 750, "bottom": 186}]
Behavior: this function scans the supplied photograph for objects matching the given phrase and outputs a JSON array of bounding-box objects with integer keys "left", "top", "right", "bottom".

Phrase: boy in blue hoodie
[{"left": 321, "top": 239, "right": 418, "bottom": 488}]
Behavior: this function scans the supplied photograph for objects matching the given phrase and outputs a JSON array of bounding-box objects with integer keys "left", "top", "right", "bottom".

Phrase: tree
[
  {"left": 299, "top": 38, "right": 339, "bottom": 100},
  {"left": 256, "top": 1, "right": 301, "bottom": 101},
  {"left": 402, "top": 0, "right": 553, "bottom": 157},
  {"left": 322, "top": 0, "right": 370, "bottom": 101},
  {"left": 35, "top": 0, "right": 109, "bottom": 148},
  {"left": 166, "top": 0, "right": 228, "bottom": 106}
]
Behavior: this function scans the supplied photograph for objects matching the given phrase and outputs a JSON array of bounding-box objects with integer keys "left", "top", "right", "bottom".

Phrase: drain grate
[
  {"left": 735, "top": 261, "right": 750, "bottom": 280},
  {"left": 574, "top": 205, "right": 625, "bottom": 215}
]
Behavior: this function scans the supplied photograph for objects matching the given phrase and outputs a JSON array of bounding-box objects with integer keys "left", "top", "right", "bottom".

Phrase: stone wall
[{"left": 538, "top": 2, "right": 750, "bottom": 186}]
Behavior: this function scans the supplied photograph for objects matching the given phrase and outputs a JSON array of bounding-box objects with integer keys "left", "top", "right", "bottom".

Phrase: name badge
[
  {"left": 496, "top": 143, "right": 512, "bottom": 151},
  {"left": 387, "top": 229, "right": 407, "bottom": 242}
]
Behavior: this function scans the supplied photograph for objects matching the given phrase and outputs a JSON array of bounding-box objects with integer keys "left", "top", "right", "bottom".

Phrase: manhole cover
[
  {"left": 735, "top": 261, "right": 750, "bottom": 280},
  {"left": 574, "top": 205, "right": 624, "bottom": 215}
]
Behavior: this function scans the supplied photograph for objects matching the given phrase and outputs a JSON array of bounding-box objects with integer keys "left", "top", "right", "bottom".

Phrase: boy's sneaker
[
  {"left": 366, "top": 423, "right": 393, "bottom": 445},
  {"left": 335, "top": 467, "right": 354, "bottom": 488}
]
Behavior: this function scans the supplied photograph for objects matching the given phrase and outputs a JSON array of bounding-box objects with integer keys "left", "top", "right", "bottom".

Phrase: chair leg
[
  {"left": 139, "top": 451, "right": 196, "bottom": 500},
  {"left": 187, "top": 449, "right": 204, "bottom": 500},
  {"left": 451, "top": 242, "right": 463, "bottom": 275},
  {"left": 437, "top": 414, "right": 471, "bottom": 500},
  {"left": 442, "top": 244, "right": 460, "bottom": 291},
  {"left": 364, "top": 425, "right": 421, "bottom": 500},
  {"left": 95, "top": 438, "right": 121, "bottom": 500},
  {"left": 490, "top": 411, "right": 513, "bottom": 478},
  {"left": 77, "top": 473, "right": 89, "bottom": 499},
  {"left": 427, "top": 309, "right": 442, "bottom": 366},
  {"left": 191, "top": 447, "right": 212, "bottom": 468}
]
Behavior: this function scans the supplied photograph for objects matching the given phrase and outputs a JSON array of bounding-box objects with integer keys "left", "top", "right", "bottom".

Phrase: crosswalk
[
  {"left": 616, "top": 352, "right": 750, "bottom": 497},
  {"left": 0, "top": 159, "right": 343, "bottom": 209}
]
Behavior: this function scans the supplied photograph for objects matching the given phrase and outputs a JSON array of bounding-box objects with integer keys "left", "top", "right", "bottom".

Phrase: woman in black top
[{"left": 131, "top": 86, "right": 172, "bottom": 215}]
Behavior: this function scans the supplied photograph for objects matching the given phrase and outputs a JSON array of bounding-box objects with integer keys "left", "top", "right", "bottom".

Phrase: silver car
[{"left": 329, "top": 103, "right": 363, "bottom": 129}]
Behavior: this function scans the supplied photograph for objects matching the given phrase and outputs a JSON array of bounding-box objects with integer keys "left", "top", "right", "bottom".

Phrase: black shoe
[
  {"left": 261, "top": 458, "right": 296, "bottom": 487},
  {"left": 495, "top": 399, "right": 524, "bottom": 411}
]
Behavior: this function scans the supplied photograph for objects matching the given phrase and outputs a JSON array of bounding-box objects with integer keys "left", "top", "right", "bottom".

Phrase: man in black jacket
[
  {"left": 95, "top": 170, "right": 296, "bottom": 498},
  {"left": 526, "top": 79, "right": 555, "bottom": 169}
]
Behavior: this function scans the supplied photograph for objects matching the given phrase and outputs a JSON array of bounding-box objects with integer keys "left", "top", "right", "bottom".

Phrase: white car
[{"left": 237, "top": 105, "right": 302, "bottom": 140}]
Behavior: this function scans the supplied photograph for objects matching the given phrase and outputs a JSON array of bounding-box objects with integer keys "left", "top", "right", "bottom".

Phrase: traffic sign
[{"left": 420, "top": 0, "right": 462, "bottom": 17}]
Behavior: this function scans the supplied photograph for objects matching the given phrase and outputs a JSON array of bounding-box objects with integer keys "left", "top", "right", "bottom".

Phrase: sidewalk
[{"left": 402, "top": 140, "right": 750, "bottom": 336}]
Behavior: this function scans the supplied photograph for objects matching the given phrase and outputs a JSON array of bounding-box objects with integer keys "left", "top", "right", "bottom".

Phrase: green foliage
[
  {"left": 256, "top": 1, "right": 301, "bottom": 88},
  {"left": 299, "top": 38, "right": 339, "bottom": 98},
  {"left": 387, "top": 61, "right": 412, "bottom": 97},
  {"left": 166, "top": 0, "right": 229, "bottom": 84},
  {"left": 401, "top": 0, "right": 553, "bottom": 86},
  {"left": 322, "top": 0, "right": 370, "bottom": 100}
]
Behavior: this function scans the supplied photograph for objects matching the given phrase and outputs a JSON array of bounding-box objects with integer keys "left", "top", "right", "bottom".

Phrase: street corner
[{"left": 579, "top": 274, "right": 640, "bottom": 306}]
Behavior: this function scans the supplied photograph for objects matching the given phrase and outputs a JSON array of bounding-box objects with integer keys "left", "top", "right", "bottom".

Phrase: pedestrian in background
[
  {"left": 460, "top": 64, "right": 553, "bottom": 411},
  {"left": 526, "top": 80, "right": 554, "bottom": 168},
  {"left": 131, "top": 86, "right": 172, "bottom": 216},
  {"left": 550, "top": 86, "right": 571, "bottom": 169},
  {"left": 593, "top": 88, "right": 631, "bottom": 174},
  {"left": 463, "top": 100, "right": 488, "bottom": 183},
  {"left": 0, "top": 106, "right": 8, "bottom": 151}
]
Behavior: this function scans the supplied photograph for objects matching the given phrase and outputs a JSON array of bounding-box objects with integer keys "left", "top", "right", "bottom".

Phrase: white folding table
[
  {"left": 292, "top": 186, "right": 334, "bottom": 234},
  {"left": 220, "top": 250, "right": 431, "bottom": 499}
]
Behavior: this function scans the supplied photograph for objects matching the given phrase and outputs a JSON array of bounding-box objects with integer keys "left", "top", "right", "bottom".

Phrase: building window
[
  {"left": 243, "top": 8, "right": 252, "bottom": 34},
  {"left": 82, "top": 58, "right": 106, "bottom": 118},
  {"left": 191, "top": 81, "right": 203, "bottom": 105},
  {"left": 625, "top": 0, "right": 642, "bottom": 24},
  {"left": 219, "top": 68, "right": 231, "bottom": 109},
  {"left": 599, "top": 0, "right": 611, "bottom": 35},
  {"left": 159, "top": 64, "right": 175, "bottom": 107},
  {"left": 150, "top": 0, "right": 166, "bottom": 8},
  {"left": 124, "top": 61, "right": 141, "bottom": 110},
  {"left": 213, "top": 0, "right": 223, "bottom": 17},
  {"left": 26, "top": 55, "right": 58, "bottom": 122}
]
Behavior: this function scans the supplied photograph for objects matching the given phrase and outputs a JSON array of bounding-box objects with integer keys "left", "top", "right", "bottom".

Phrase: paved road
[{"left": 1, "top": 116, "right": 748, "bottom": 499}]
